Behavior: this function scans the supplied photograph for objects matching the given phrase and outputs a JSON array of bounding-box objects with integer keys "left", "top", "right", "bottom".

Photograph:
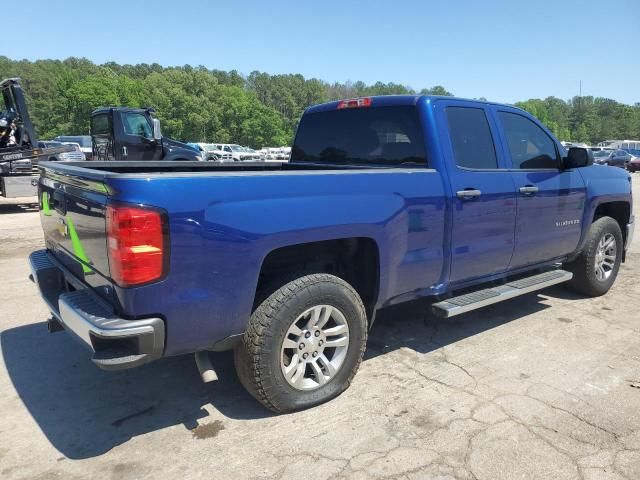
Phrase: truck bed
[
  {"left": 36, "top": 158, "right": 444, "bottom": 357},
  {"left": 37, "top": 160, "right": 398, "bottom": 178}
]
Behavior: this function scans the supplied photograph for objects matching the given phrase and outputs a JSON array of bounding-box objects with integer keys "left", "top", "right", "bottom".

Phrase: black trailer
[{"left": 0, "top": 78, "right": 73, "bottom": 198}]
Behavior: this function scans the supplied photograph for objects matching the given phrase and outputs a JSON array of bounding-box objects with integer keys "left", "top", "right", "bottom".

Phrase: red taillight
[
  {"left": 106, "top": 204, "right": 166, "bottom": 287},
  {"left": 337, "top": 97, "right": 372, "bottom": 109}
]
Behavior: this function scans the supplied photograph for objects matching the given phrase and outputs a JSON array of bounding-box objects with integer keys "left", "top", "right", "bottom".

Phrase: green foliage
[
  {"left": 1, "top": 56, "right": 638, "bottom": 146},
  {"left": 515, "top": 95, "right": 640, "bottom": 143}
]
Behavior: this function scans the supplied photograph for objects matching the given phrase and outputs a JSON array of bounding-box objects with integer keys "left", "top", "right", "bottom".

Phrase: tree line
[{"left": 1, "top": 56, "right": 638, "bottom": 147}]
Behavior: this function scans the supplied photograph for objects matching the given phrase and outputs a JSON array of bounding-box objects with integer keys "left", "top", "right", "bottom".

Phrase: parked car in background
[
  {"left": 59, "top": 142, "right": 87, "bottom": 161},
  {"left": 594, "top": 149, "right": 636, "bottom": 168},
  {"left": 211, "top": 144, "right": 257, "bottom": 161},
  {"left": 627, "top": 155, "right": 640, "bottom": 172},
  {"left": 591, "top": 149, "right": 613, "bottom": 165},
  {"left": 54, "top": 135, "right": 92, "bottom": 160},
  {"left": 90, "top": 107, "right": 201, "bottom": 162},
  {"left": 242, "top": 146, "right": 263, "bottom": 161},
  {"left": 201, "top": 144, "right": 233, "bottom": 162},
  {"left": 38, "top": 141, "right": 85, "bottom": 162}
]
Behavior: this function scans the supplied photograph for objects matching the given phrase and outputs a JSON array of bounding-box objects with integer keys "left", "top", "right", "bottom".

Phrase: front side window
[
  {"left": 446, "top": 107, "right": 498, "bottom": 169},
  {"left": 498, "top": 112, "right": 558, "bottom": 169},
  {"left": 123, "top": 113, "right": 152, "bottom": 139},
  {"left": 291, "top": 105, "right": 427, "bottom": 167}
]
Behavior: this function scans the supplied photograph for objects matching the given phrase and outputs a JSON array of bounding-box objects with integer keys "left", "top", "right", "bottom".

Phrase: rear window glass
[
  {"left": 291, "top": 106, "right": 427, "bottom": 167},
  {"left": 446, "top": 107, "right": 498, "bottom": 169},
  {"left": 91, "top": 115, "right": 110, "bottom": 136}
]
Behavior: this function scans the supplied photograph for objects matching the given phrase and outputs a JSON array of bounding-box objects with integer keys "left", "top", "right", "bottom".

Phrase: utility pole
[{"left": 579, "top": 80, "right": 582, "bottom": 97}]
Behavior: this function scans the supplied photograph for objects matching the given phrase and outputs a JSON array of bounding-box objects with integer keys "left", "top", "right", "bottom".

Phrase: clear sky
[{"left": 20, "top": 0, "right": 640, "bottom": 105}]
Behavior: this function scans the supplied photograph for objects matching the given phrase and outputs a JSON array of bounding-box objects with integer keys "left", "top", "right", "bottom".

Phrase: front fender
[{"left": 572, "top": 166, "right": 632, "bottom": 257}]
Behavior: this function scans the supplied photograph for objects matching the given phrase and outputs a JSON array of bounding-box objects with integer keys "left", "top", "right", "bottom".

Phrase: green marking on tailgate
[
  {"left": 41, "top": 191, "right": 51, "bottom": 216},
  {"left": 65, "top": 216, "right": 92, "bottom": 274}
]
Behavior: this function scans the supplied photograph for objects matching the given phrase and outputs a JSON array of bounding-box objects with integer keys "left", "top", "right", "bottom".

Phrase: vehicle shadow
[
  {"left": 364, "top": 285, "right": 573, "bottom": 359},
  {"left": 1, "top": 285, "right": 579, "bottom": 459},
  {"left": 0, "top": 202, "right": 39, "bottom": 214}
]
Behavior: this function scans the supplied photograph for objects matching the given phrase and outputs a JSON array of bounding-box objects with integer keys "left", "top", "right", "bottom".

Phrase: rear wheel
[
  {"left": 564, "top": 216, "right": 623, "bottom": 296},
  {"left": 234, "top": 274, "right": 367, "bottom": 412}
]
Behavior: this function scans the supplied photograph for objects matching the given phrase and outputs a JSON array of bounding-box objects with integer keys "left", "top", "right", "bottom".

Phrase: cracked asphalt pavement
[{"left": 1, "top": 177, "right": 639, "bottom": 480}]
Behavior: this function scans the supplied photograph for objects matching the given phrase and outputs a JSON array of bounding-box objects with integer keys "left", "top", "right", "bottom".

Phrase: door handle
[
  {"left": 519, "top": 185, "right": 539, "bottom": 195},
  {"left": 456, "top": 189, "right": 482, "bottom": 200},
  {"left": 122, "top": 146, "right": 128, "bottom": 158}
]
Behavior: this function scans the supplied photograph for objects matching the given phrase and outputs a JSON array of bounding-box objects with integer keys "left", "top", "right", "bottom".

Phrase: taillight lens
[
  {"left": 337, "top": 97, "right": 372, "bottom": 109},
  {"left": 106, "top": 204, "right": 167, "bottom": 287}
]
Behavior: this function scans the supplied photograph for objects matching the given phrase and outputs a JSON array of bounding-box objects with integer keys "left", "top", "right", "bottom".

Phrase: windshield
[
  {"left": 55, "top": 135, "right": 91, "bottom": 147},
  {"left": 291, "top": 105, "right": 427, "bottom": 167},
  {"left": 230, "top": 145, "right": 243, "bottom": 152},
  {"left": 593, "top": 151, "right": 610, "bottom": 157}
]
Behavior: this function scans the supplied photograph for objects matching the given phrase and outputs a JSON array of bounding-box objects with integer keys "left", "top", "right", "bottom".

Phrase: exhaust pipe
[
  {"left": 195, "top": 351, "right": 218, "bottom": 383},
  {"left": 47, "top": 317, "right": 64, "bottom": 333}
]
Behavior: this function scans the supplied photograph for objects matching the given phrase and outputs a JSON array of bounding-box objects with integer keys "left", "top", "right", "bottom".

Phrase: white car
[
  {"left": 60, "top": 142, "right": 87, "bottom": 161},
  {"left": 199, "top": 143, "right": 233, "bottom": 162},
  {"left": 39, "top": 141, "right": 86, "bottom": 161},
  {"left": 211, "top": 144, "right": 256, "bottom": 162},
  {"left": 241, "top": 146, "right": 263, "bottom": 161},
  {"left": 54, "top": 135, "right": 92, "bottom": 160}
]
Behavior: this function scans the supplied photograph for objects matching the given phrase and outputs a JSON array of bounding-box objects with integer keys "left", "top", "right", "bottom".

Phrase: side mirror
[
  {"left": 152, "top": 118, "right": 162, "bottom": 140},
  {"left": 563, "top": 147, "right": 593, "bottom": 169}
]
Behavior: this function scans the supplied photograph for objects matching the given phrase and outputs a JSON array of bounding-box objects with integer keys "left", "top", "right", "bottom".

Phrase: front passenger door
[
  {"left": 440, "top": 103, "right": 517, "bottom": 284},
  {"left": 495, "top": 109, "right": 586, "bottom": 269}
]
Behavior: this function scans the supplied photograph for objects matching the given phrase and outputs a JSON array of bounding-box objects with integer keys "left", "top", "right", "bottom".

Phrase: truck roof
[
  {"left": 305, "top": 94, "right": 516, "bottom": 114},
  {"left": 91, "top": 106, "right": 155, "bottom": 116}
]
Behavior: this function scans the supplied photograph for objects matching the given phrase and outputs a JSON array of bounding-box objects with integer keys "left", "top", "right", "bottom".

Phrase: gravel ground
[{"left": 0, "top": 177, "right": 639, "bottom": 480}]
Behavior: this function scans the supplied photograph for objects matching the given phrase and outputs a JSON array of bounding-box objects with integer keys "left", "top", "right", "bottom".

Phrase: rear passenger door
[
  {"left": 438, "top": 101, "right": 517, "bottom": 284},
  {"left": 493, "top": 108, "right": 586, "bottom": 268}
]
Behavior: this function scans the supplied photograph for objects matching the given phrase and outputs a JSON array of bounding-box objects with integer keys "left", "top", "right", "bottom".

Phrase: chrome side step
[{"left": 431, "top": 269, "right": 573, "bottom": 318}]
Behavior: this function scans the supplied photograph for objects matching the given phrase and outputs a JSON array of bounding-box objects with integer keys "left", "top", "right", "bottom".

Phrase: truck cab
[{"left": 90, "top": 107, "right": 201, "bottom": 162}]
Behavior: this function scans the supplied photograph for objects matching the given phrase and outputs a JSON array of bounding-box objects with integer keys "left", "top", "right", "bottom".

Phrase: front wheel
[
  {"left": 564, "top": 216, "right": 623, "bottom": 296},
  {"left": 234, "top": 274, "right": 367, "bottom": 413}
]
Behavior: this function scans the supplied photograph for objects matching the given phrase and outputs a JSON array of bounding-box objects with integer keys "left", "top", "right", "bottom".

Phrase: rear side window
[
  {"left": 291, "top": 106, "right": 427, "bottom": 167},
  {"left": 446, "top": 107, "right": 498, "bottom": 169},
  {"left": 498, "top": 112, "right": 559, "bottom": 169},
  {"left": 91, "top": 115, "right": 110, "bottom": 135}
]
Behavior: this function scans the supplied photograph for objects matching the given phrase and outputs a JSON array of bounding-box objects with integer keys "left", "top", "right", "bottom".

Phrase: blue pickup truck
[{"left": 30, "top": 95, "right": 634, "bottom": 412}]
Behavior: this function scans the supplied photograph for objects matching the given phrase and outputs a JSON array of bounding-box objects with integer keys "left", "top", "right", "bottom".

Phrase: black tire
[
  {"left": 564, "top": 216, "right": 623, "bottom": 296},
  {"left": 234, "top": 274, "right": 367, "bottom": 413}
]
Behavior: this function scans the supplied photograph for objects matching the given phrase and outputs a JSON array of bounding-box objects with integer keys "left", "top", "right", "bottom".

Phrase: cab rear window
[{"left": 291, "top": 106, "right": 427, "bottom": 167}]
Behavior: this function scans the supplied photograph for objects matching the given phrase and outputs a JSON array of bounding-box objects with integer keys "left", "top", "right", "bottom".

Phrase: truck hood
[{"left": 163, "top": 137, "right": 199, "bottom": 152}]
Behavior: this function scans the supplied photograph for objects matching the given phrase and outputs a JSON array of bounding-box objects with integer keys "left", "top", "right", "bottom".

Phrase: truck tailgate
[{"left": 39, "top": 168, "right": 114, "bottom": 301}]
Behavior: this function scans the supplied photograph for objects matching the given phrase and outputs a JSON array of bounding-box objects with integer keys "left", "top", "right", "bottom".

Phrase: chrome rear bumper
[{"left": 29, "top": 249, "right": 164, "bottom": 370}]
